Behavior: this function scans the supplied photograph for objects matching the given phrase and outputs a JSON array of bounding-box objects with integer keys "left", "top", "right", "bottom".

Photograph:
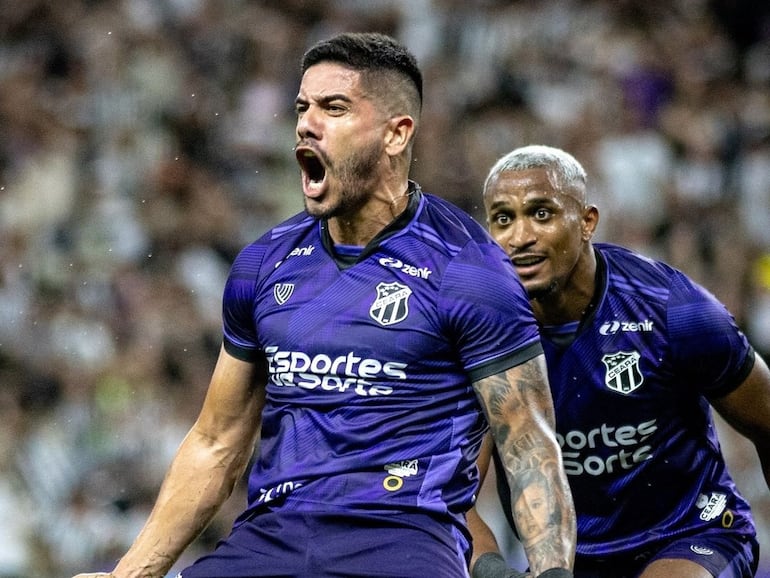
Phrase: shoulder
[
  {"left": 597, "top": 243, "right": 677, "bottom": 282},
  {"left": 419, "top": 193, "right": 490, "bottom": 241},
  {"left": 597, "top": 242, "right": 727, "bottom": 317},
  {"left": 230, "top": 211, "right": 317, "bottom": 278},
  {"left": 416, "top": 192, "right": 503, "bottom": 262},
  {"left": 597, "top": 243, "right": 693, "bottom": 301}
]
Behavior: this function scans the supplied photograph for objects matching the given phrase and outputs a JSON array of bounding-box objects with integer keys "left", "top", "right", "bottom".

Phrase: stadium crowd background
[{"left": 1, "top": 0, "right": 769, "bottom": 576}]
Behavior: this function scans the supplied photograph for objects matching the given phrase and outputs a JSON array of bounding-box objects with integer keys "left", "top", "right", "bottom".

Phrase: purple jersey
[
  {"left": 222, "top": 184, "right": 542, "bottom": 537},
  {"left": 496, "top": 243, "right": 756, "bottom": 559}
]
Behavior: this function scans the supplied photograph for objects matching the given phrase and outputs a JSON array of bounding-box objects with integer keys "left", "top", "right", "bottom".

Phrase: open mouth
[
  {"left": 296, "top": 147, "right": 327, "bottom": 187},
  {"left": 512, "top": 254, "right": 545, "bottom": 268}
]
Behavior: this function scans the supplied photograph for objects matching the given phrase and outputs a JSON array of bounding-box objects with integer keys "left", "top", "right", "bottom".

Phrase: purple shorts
[
  {"left": 177, "top": 510, "right": 471, "bottom": 577},
  {"left": 573, "top": 528, "right": 758, "bottom": 578}
]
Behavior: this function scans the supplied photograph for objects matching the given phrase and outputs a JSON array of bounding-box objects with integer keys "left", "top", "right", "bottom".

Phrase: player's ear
[
  {"left": 384, "top": 115, "right": 414, "bottom": 156},
  {"left": 581, "top": 204, "right": 599, "bottom": 241}
]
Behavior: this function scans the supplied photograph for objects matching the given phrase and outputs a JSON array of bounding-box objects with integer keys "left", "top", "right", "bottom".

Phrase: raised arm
[
  {"left": 711, "top": 352, "right": 770, "bottom": 490},
  {"left": 75, "top": 345, "right": 267, "bottom": 578},
  {"left": 473, "top": 353, "right": 575, "bottom": 576}
]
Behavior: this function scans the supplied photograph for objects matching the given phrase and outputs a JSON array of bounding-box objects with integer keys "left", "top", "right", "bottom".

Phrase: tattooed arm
[{"left": 473, "top": 353, "right": 576, "bottom": 575}]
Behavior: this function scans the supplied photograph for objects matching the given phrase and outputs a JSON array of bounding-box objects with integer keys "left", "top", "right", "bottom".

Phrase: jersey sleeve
[
  {"left": 221, "top": 242, "right": 265, "bottom": 362},
  {"left": 439, "top": 239, "right": 543, "bottom": 383},
  {"left": 668, "top": 270, "right": 755, "bottom": 398}
]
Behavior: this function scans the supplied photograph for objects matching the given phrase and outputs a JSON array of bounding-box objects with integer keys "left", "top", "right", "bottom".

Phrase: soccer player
[
  {"left": 73, "top": 35, "right": 575, "bottom": 578},
  {"left": 468, "top": 144, "right": 770, "bottom": 578}
]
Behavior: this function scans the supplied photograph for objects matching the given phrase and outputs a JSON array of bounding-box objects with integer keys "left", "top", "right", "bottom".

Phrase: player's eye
[{"left": 327, "top": 102, "right": 347, "bottom": 115}]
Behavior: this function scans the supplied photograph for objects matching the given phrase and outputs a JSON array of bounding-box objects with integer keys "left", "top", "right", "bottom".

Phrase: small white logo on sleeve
[{"left": 690, "top": 545, "right": 714, "bottom": 556}]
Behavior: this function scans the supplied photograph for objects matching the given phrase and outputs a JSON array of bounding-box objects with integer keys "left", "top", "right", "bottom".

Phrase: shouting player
[{"left": 74, "top": 36, "right": 575, "bottom": 578}]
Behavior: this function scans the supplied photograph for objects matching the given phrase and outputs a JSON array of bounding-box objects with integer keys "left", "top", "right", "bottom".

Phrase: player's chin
[
  {"left": 525, "top": 279, "right": 559, "bottom": 301},
  {"left": 304, "top": 196, "right": 335, "bottom": 219}
]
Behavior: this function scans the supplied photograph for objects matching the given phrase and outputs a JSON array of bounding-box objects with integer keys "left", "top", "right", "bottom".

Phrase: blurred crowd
[{"left": 1, "top": 0, "right": 769, "bottom": 576}]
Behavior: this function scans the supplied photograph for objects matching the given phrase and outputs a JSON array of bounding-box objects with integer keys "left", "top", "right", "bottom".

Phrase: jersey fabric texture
[
  {"left": 494, "top": 243, "right": 757, "bottom": 567},
  {"left": 178, "top": 511, "right": 472, "bottom": 578},
  {"left": 221, "top": 184, "right": 542, "bottom": 561}
]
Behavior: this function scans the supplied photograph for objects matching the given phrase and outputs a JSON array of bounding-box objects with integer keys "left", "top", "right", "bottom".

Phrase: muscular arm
[
  {"left": 711, "top": 352, "right": 770, "bottom": 490},
  {"left": 110, "top": 345, "right": 266, "bottom": 578},
  {"left": 473, "top": 354, "right": 575, "bottom": 575}
]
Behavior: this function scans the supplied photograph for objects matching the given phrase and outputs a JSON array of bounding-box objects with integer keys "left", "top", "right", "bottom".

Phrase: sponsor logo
[
  {"left": 383, "top": 459, "right": 419, "bottom": 492},
  {"left": 258, "top": 480, "right": 304, "bottom": 505},
  {"left": 379, "top": 257, "right": 432, "bottom": 279},
  {"left": 370, "top": 282, "right": 412, "bottom": 326},
  {"left": 697, "top": 492, "right": 727, "bottom": 521},
  {"left": 602, "top": 351, "right": 644, "bottom": 394},
  {"left": 274, "top": 245, "right": 315, "bottom": 268},
  {"left": 558, "top": 419, "right": 657, "bottom": 476},
  {"left": 599, "top": 319, "right": 654, "bottom": 335},
  {"left": 289, "top": 244, "right": 315, "bottom": 257},
  {"left": 690, "top": 545, "right": 714, "bottom": 556},
  {"left": 273, "top": 283, "right": 294, "bottom": 304},
  {"left": 265, "top": 346, "right": 406, "bottom": 397}
]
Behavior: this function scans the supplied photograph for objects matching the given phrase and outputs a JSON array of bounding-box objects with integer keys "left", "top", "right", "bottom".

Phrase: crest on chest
[{"left": 602, "top": 350, "right": 643, "bottom": 394}]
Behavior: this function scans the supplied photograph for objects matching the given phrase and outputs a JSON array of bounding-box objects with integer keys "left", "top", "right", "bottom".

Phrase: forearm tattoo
[{"left": 476, "top": 360, "right": 574, "bottom": 572}]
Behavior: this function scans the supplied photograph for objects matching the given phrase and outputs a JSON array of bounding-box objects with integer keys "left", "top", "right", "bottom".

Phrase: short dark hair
[{"left": 301, "top": 32, "right": 423, "bottom": 107}]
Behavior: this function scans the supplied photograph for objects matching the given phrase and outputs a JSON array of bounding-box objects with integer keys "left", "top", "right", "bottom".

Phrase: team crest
[
  {"left": 369, "top": 282, "right": 412, "bottom": 326},
  {"left": 602, "top": 351, "right": 643, "bottom": 394},
  {"left": 273, "top": 283, "right": 295, "bottom": 304}
]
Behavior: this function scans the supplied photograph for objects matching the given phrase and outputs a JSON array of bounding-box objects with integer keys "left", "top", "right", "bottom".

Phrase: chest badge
[
  {"left": 370, "top": 282, "right": 412, "bottom": 326},
  {"left": 602, "top": 350, "right": 643, "bottom": 394}
]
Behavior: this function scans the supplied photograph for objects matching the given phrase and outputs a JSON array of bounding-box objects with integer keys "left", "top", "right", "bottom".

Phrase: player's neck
[{"left": 328, "top": 180, "right": 413, "bottom": 246}]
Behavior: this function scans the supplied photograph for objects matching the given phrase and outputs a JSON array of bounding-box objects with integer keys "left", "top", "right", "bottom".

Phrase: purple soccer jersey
[
  {"left": 497, "top": 243, "right": 756, "bottom": 560},
  {"left": 221, "top": 185, "right": 542, "bottom": 539}
]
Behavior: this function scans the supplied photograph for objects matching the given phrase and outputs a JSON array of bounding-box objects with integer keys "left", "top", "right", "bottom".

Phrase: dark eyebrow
[
  {"left": 487, "top": 200, "right": 511, "bottom": 213},
  {"left": 295, "top": 93, "right": 353, "bottom": 107},
  {"left": 488, "top": 195, "right": 553, "bottom": 211}
]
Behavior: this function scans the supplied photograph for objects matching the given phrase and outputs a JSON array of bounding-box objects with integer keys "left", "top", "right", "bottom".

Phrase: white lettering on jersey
[
  {"left": 697, "top": 492, "right": 727, "bottom": 521},
  {"left": 274, "top": 245, "right": 316, "bottom": 268},
  {"left": 557, "top": 419, "right": 657, "bottom": 476},
  {"left": 379, "top": 257, "right": 432, "bottom": 279},
  {"left": 385, "top": 459, "right": 419, "bottom": 478},
  {"left": 289, "top": 245, "right": 315, "bottom": 257},
  {"left": 599, "top": 319, "right": 654, "bottom": 335},
  {"left": 265, "top": 346, "right": 406, "bottom": 397},
  {"left": 382, "top": 459, "right": 419, "bottom": 492},
  {"left": 257, "top": 480, "right": 304, "bottom": 504}
]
